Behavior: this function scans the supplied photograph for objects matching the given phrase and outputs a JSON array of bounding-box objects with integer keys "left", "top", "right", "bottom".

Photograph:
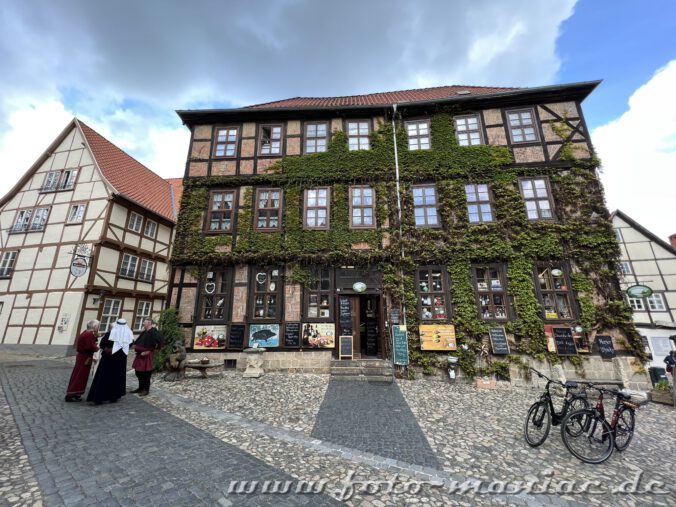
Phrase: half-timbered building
[
  {"left": 0, "top": 119, "right": 177, "bottom": 353},
  {"left": 170, "top": 82, "right": 648, "bottom": 387}
]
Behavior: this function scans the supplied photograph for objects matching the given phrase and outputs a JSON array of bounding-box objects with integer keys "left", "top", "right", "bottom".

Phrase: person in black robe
[{"left": 87, "top": 319, "right": 132, "bottom": 404}]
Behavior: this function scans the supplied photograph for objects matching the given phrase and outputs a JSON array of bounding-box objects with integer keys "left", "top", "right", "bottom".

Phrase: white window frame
[
  {"left": 119, "top": 253, "right": 139, "bottom": 278},
  {"left": 259, "top": 125, "right": 282, "bottom": 155},
  {"left": 12, "top": 210, "right": 32, "bottom": 232},
  {"left": 59, "top": 169, "right": 78, "bottom": 190},
  {"left": 134, "top": 301, "right": 152, "bottom": 330},
  {"left": 647, "top": 293, "right": 666, "bottom": 312},
  {"left": 520, "top": 178, "right": 554, "bottom": 220},
  {"left": 0, "top": 251, "right": 18, "bottom": 278},
  {"left": 29, "top": 207, "right": 49, "bottom": 231},
  {"left": 455, "top": 114, "right": 483, "bottom": 146},
  {"left": 465, "top": 184, "right": 494, "bottom": 224},
  {"left": 100, "top": 298, "right": 122, "bottom": 332},
  {"left": 628, "top": 297, "right": 644, "bottom": 311},
  {"left": 406, "top": 119, "right": 431, "bottom": 150},
  {"left": 619, "top": 261, "right": 632, "bottom": 275},
  {"left": 305, "top": 122, "right": 328, "bottom": 153},
  {"left": 67, "top": 204, "right": 86, "bottom": 224},
  {"left": 347, "top": 121, "right": 370, "bottom": 151},
  {"left": 507, "top": 108, "right": 539, "bottom": 143},
  {"left": 42, "top": 171, "right": 60, "bottom": 191},
  {"left": 138, "top": 259, "right": 155, "bottom": 282},
  {"left": 143, "top": 220, "right": 157, "bottom": 239},
  {"left": 128, "top": 212, "right": 143, "bottom": 233}
]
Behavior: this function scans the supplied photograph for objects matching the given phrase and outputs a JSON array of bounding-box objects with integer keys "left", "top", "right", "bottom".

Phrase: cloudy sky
[{"left": 0, "top": 0, "right": 674, "bottom": 240}]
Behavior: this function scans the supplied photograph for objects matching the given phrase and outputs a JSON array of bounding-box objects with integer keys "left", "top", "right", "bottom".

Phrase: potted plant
[{"left": 651, "top": 379, "right": 674, "bottom": 405}]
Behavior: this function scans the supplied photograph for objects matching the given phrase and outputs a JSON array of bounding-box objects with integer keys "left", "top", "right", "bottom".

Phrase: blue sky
[{"left": 0, "top": 0, "right": 674, "bottom": 240}]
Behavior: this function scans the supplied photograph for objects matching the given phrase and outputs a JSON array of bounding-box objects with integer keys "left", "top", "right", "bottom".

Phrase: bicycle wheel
[
  {"left": 561, "top": 409, "right": 614, "bottom": 464},
  {"left": 614, "top": 407, "right": 635, "bottom": 451},
  {"left": 524, "top": 401, "right": 551, "bottom": 447},
  {"left": 568, "top": 395, "right": 589, "bottom": 413}
]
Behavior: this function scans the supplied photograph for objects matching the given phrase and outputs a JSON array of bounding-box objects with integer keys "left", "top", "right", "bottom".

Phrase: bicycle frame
[
  {"left": 589, "top": 386, "right": 639, "bottom": 437},
  {"left": 532, "top": 369, "right": 585, "bottom": 425}
]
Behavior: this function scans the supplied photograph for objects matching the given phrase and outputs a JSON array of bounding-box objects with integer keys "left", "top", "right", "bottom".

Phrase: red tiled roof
[
  {"left": 78, "top": 120, "right": 175, "bottom": 222},
  {"left": 165, "top": 178, "right": 184, "bottom": 219},
  {"left": 247, "top": 85, "right": 518, "bottom": 109}
]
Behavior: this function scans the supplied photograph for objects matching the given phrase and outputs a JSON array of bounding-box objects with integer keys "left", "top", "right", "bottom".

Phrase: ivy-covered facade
[{"left": 169, "top": 82, "right": 648, "bottom": 384}]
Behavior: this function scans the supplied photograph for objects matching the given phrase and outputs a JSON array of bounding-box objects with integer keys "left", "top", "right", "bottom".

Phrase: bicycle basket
[{"left": 620, "top": 389, "right": 649, "bottom": 406}]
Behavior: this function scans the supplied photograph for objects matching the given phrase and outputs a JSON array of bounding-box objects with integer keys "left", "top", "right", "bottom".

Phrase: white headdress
[{"left": 110, "top": 319, "right": 134, "bottom": 355}]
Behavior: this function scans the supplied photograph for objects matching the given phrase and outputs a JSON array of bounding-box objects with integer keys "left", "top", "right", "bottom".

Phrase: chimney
[{"left": 670, "top": 234, "right": 676, "bottom": 249}]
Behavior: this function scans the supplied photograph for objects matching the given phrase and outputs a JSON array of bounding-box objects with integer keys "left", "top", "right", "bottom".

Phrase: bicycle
[
  {"left": 523, "top": 368, "right": 589, "bottom": 447},
  {"left": 560, "top": 383, "right": 648, "bottom": 464}
]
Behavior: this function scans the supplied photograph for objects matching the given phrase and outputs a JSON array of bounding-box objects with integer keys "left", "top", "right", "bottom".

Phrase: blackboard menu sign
[
  {"left": 488, "top": 327, "right": 510, "bottom": 355},
  {"left": 553, "top": 327, "right": 577, "bottom": 356},
  {"left": 391, "top": 308, "right": 400, "bottom": 325},
  {"left": 366, "top": 320, "right": 378, "bottom": 356},
  {"left": 284, "top": 322, "right": 300, "bottom": 348},
  {"left": 392, "top": 325, "right": 409, "bottom": 365},
  {"left": 228, "top": 324, "right": 246, "bottom": 349},
  {"left": 339, "top": 335, "right": 353, "bottom": 359},
  {"left": 596, "top": 335, "right": 615, "bottom": 359},
  {"left": 339, "top": 296, "right": 352, "bottom": 335}
]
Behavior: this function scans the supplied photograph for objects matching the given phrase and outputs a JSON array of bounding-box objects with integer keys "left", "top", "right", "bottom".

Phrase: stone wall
[{"left": 186, "top": 350, "right": 333, "bottom": 373}]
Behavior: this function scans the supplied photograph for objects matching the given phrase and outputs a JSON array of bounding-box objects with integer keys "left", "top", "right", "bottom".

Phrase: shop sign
[
  {"left": 626, "top": 285, "right": 653, "bottom": 298},
  {"left": 70, "top": 257, "right": 88, "bottom": 277},
  {"left": 352, "top": 282, "right": 366, "bottom": 293},
  {"left": 420, "top": 324, "right": 456, "bottom": 351}
]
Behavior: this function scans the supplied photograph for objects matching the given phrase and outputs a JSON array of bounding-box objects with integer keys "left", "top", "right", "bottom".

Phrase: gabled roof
[
  {"left": 78, "top": 120, "right": 175, "bottom": 222},
  {"left": 165, "top": 177, "right": 184, "bottom": 219},
  {"left": 246, "top": 85, "right": 518, "bottom": 109},
  {"left": 611, "top": 209, "right": 676, "bottom": 255}
]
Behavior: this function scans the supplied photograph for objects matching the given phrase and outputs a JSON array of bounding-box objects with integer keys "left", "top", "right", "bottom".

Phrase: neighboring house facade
[
  {"left": 0, "top": 119, "right": 178, "bottom": 352},
  {"left": 611, "top": 210, "right": 676, "bottom": 368},
  {"left": 169, "top": 82, "right": 647, "bottom": 387}
]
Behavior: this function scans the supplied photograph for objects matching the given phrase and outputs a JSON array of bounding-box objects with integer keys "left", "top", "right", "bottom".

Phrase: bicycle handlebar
[{"left": 529, "top": 368, "right": 568, "bottom": 389}]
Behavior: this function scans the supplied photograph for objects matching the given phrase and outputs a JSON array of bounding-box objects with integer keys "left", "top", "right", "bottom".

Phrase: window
[
  {"left": 134, "top": 301, "right": 152, "bottom": 330},
  {"left": 349, "top": 186, "right": 375, "bottom": 228},
  {"left": 119, "top": 253, "right": 139, "bottom": 278},
  {"left": 417, "top": 267, "right": 449, "bottom": 320},
  {"left": 455, "top": 114, "right": 483, "bottom": 146},
  {"left": 251, "top": 267, "right": 282, "bottom": 320},
  {"left": 628, "top": 297, "right": 644, "bottom": 311},
  {"left": 200, "top": 270, "right": 231, "bottom": 321},
  {"left": 42, "top": 171, "right": 60, "bottom": 191},
  {"left": 304, "top": 188, "right": 330, "bottom": 230},
  {"left": 412, "top": 185, "right": 439, "bottom": 227},
  {"left": 619, "top": 261, "right": 632, "bottom": 275},
  {"left": 12, "top": 210, "right": 32, "bottom": 232},
  {"left": 41, "top": 169, "right": 78, "bottom": 192},
  {"left": 536, "top": 264, "right": 573, "bottom": 320},
  {"left": 100, "top": 298, "right": 122, "bottom": 332},
  {"left": 59, "top": 169, "right": 78, "bottom": 190},
  {"left": 473, "top": 265, "right": 508, "bottom": 320},
  {"left": 13, "top": 207, "right": 50, "bottom": 232},
  {"left": 305, "top": 267, "right": 333, "bottom": 320},
  {"left": 254, "top": 188, "right": 282, "bottom": 231},
  {"left": 29, "top": 207, "right": 49, "bottom": 231},
  {"left": 507, "top": 109, "right": 538, "bottom": 143},
  {"left": 305, "top": 122, "right": 328, "bottom": 153},
  {"left": 214, "top": 127, "right": 238, "bottom": 157},
  {"left": 207, "top": 190, "right": 236, "bottom": 232},
  {"left": 406, "top": 120, "right": 430, "bottom": 150},
  {"left": 520, "top": 178, "right": 554, "bottom": 220},
  {"left": 128, "top": 212, "right": 143, "bottom": 233},
  {"left": 259, "top": 125, "right": 282, "bottom": 155},
  {"left": 647, "top": 293, "right": 666, "bottom": 311},
  {"left": 138, "top": 259, "right": 155, "bottom": 282},
  {"left": 614, "top": 228, "right": 623, "bottom": 242},
  {"left": 347, "top": 120, "right": 370, "bottom": 151},
  {"left": 143, "top": 220, "right": 157, "bottom": 239},
  {"left": 465, "top": 184, "right": 494, "bottom": 223},
  {"left": 67, "top": 204, "right": 86, "bottom": 224},
  {"left": 0, "top": 251, "right": 18, "bottom": 278}
]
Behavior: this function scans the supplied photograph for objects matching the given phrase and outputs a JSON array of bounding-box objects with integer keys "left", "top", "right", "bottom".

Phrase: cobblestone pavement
[{"left": 2, "top": 354, "right": 675, "bottom": 506}]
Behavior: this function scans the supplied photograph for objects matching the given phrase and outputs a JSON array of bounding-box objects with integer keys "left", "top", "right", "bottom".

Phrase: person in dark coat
[
  {"left": 65, "top": 320, "right": 100, "bottom": 402},
  {"left": 87, "top": 318, "right": 133, "bottom": 404},
  {"left": 130, "top": 318, "right": 164, "bottom": 396}
]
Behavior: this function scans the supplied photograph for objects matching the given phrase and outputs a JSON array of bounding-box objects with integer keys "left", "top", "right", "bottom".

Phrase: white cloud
[{"left": 593, "top": 59, "right": 676, "bottom": 242}]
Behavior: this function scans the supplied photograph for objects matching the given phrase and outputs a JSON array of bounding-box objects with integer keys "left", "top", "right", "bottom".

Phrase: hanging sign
[
  {"left": 70, "top": 257, "right": 88, "bottom": 277},
  {"left": 626, "top": 285, "right": 653, "bottom": 298},
  {"left": 352, "top": 282, "right": 367, "bottom": 293}
]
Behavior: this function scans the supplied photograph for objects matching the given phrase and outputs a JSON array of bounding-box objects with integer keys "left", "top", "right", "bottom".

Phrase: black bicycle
[
  {"left": 560, "top": 383, "right": 648, "bottom": 464},
  {"left": 523, "top": 368, "right": 589, "bottom": 447}
]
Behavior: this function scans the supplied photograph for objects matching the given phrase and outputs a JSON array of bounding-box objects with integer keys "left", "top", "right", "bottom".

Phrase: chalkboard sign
[
  {"left": 339, "top": 296, "right": 352, "bottom": 335},
  {"left": 392, "top": 325, "right": 409, "bottom": 365},
  {"left": 284, "top": 322, "right": 300, "bottom": 348},
  {"left": 596, "top": 335, "right": 616, "bottom": 359},
  {"left": 228, "top": 324, "right": 246, "bottom": 349},
  {"left": 488, "top": 327, "right": 510, "bottom": 355},
  {"left": 553, "top": 327, "right": 577, "bottom": 356},
  {"left": 391, "top": 308, "right": 401, "bottom": 325},
  {"left": 339, "top": 335, "right": 353, "bottom": 359},
  {"left": 366, "top": 320, "right": 378, "bottom": 356}
]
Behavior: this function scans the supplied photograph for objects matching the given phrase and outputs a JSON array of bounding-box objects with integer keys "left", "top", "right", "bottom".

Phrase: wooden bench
[{"left": 184, "top": 363, "right": 222, "bottom": 378}]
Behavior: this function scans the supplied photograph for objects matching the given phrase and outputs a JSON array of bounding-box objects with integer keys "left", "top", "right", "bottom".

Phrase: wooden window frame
[
  {"left": 100, "top": 298, "right": 122, "bottom": 333},
  {"left": 258, "top": 124, "right": 283, "bottom": 156},
  {"left": 143, "top": 219, "right": 157, "bottom": 239},
  {"left": 304, "top": 122, "right": 329, "bottom": 154},
  {"left": 138, "top": 259, "right": 155, "bottom": 283},
  {"left": 254, "top": 188, "right": 283, "bottom": 231},
  {"left": 66, "top": 203, "right": 87, "bottom": 225},
  {"left": 128, "top": 211, "right": 143, "bottom": 233},
  {"left": 506, "top": 108, "right": 539, "bottom": 144},
  {"left": 198, "top": 268, "right": 233, "bottom": 323},
  {"left": 349, "top": 186, "right": 376, "bottom": 229},
  {"left": 133, "top": 300, "right": 153, "bottom": 331},
  {"left": 416, "top": 266, "right": 450, "bottom": 321},
  {"left": 519, "top": 177, "right": 555, "bottom": 221},
  {"left": 455, "top": 114, "right": 484, "bottom": 146},
  {"left": 213, "top": 126, "right": 239, "bottom": 158},
  {"left": 465, "top": 183, "right": 494, "bottom": 224},
  {"left": 11, "top": 206, "right": 52, "bottom": 233},
  {"left": 534, "top": 263, "right": 575, "bottom": 322},
  {"left": 205, "top": 190, "right": 236, "bottom": 233},
  {"left": 406, "top": 119, "right": 431, "bottom": 150},
  {"left": 40, "top": 168, "right": 80, "bottom": 192},
  {"left": 346, "top": 120, "right": 370, "bottom": 151},
  {"left": 412, "top": 184, "right": 440, "bottom": 228},
  {"left": 303, "top": 267, "right": 334, "bottom": 322},
  {"left": 119, "top": 253, "right": 139, "bottom": 279},
  {"left": 472, "top": 264, "right": 509, "bottom": 321},
  {"left": 250, "top": 267, "right": 283, "bottom": 321},
  {"left": 304, "top": 187, "right": 330, "bottom": 230},
  {"left": 0, "top": 251, "right": 18, "bottom": 278}
]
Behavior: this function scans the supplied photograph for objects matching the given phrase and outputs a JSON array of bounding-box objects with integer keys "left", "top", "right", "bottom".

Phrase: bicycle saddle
[{"left": 564, "top": 381, "right": 578, "bottom": 388}]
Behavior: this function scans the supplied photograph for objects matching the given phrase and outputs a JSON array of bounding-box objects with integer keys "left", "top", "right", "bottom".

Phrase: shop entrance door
[{"left": 338, "top": 294, "right": 381, "bottom": 358}]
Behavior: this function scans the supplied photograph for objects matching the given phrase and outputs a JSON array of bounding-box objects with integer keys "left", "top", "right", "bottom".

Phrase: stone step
[
  {"left": 330, "top": 358, "right": 393, "bottom": 383},
  {"left": 331, "top": 374, "right": 393, "bottom": 383},
  {"left": 331, "top": 367, "right": 393, "bottom": 376}
]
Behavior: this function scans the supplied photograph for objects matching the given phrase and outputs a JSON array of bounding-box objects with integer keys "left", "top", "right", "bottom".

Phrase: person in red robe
[
  {"left": 65, "top": 320, "right": 100, "bottom": 402},
  {"left": 130, "top": 318, "right": 164, "bottom": 396}
]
